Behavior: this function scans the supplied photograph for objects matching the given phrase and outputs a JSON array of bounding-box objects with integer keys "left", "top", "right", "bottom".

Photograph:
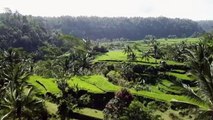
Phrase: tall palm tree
[
  {"left": 152, "top": 42, "right": 160, "bottom": 63},
  {"left": 0, "top": 82, "right": 47, "bottom": 120},
  {"left": 123, "top": 46, "right": 136, "bottom": 61},
  {"left": 0, "top": 49, "right": 47, "bottom": 119},
  {"left": 183, "top": 43, "right": 213, "bottom": 119},
  {"left": 141, "top": 51, "right": 151, "bottom": 62},
  {"left": 0, "top": 49, "right": 32, "bottom": 87},
  {"left": 147, "top": 40, "right": 160, "bottom": 63}
]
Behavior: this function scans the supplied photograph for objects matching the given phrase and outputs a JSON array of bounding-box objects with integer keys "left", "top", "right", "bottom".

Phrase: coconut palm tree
[
  {"left": 183, "top": 42, "right": 213, "bottom": 119},
  {"left": 0, "top": 49, "right": 48, "bottom": 120},
  {"left": 0, "top": 48, "right": 32, "bottom": 87},
  {"left": 123, "top": 45, "right": 136, "bottom": 61},
  {"left": 151, "top": 41, "right": 160, "bottom": 63},
  {"left": 0, "top": 82, "right": 47, "bottom": 120},
  {"left": 141, "top": 51, "right": 151, "bottom": 62}
]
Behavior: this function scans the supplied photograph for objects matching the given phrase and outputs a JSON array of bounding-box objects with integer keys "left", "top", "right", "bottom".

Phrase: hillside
[
  {"left": 197, "top": 20, "right": 213, "bottom": 32},
  {"left": 39, "top": 16, "right": 204, "bottom": 40}
]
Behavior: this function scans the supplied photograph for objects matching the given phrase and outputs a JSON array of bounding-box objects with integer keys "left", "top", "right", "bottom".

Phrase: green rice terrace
[
  {"left": 19, "top": 37, "right": 210, "bottom": 119},
  {"left": 0, "top": 1, "right": 213, "bottom": 119},
  {"left": 2, "top": 34, "right": 213, "bottom": 120},
  {"left": 1, "top": 12, "right": 213, "bottom": 120}
]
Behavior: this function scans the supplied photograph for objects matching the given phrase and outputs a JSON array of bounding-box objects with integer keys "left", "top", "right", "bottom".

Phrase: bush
[
  {"left": 103, "top": 88, "right": 133, "bottom": 120},
  {"left": 92, "top": 45, "right": 109, "bottom": 53}
]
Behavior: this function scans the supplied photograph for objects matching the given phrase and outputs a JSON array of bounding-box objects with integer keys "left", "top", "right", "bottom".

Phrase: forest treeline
[
  {"left": 197, "top": 20, "right": 213, "bottom": 32},
  {"left": 0, "top": 11, "right": 87, "bottom": 55},
  {"left": 40, "top": 16, "right": 204, "bottom": 40},
  {"left": 0, "top": 11, "right": 211, "bottom": 53}
]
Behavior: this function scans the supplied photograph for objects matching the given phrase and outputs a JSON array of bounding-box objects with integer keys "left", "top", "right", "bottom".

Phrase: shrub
[{"left": 103, "top": 88, "right": 133, "bottom": 120}]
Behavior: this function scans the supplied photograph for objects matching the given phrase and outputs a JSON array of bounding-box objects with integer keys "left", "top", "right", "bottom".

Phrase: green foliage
[
  {"left": 0, "top": 11, "right": 48, "bottom": 52},
  {"left": 123, "top": 46, "right": 136, "bottom": 61},
  {"left": 34, "top": 50, "right": 93, "bottom": 78},
  {"left": 120, "top": 100, "right": 161, "bottom": 120},
  {"left": 181, "top": 34, "right": 213, "bottom": 119},
  {"left": 0, "top": 49, "right": 48, "bottom": 119},
  {"left": 0, "top": 48, "right": 32, "bottom": 89},
  {"left": 38, "top": 44, "right": 63, "bottom": 60},
  {"left": 0, "top": 82, "right": 48, "bottom": 120},
  {"left": 58, "top": 34, "right": 87, "bottom": 52}
]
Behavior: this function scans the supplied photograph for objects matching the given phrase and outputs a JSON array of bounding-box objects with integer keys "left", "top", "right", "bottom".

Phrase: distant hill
[
  {"left": 0, "top": 12, "right": 84, "bottom": 52},
  {"left": 0, "top": 11, "right": 205, "bottom": 43},
  {"left": 197, "top": 20, "right": 213, "bottom": 32},
  {"left": 39, "top": 16, "right": 204, "bottom": 40}
]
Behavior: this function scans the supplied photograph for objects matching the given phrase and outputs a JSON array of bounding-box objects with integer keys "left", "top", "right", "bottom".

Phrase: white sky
[{"left": 0, "top": 0, "right": 212, "bottom": 20}]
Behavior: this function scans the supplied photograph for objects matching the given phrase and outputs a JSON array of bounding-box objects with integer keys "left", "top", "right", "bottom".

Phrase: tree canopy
[{"left": 41, "top": 16, "right": 204, "bottom": 40}]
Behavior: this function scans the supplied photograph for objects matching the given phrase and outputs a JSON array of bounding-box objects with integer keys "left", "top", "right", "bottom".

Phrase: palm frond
[{"left": 1, "top": 110, "right": 13, "bottom": 120}]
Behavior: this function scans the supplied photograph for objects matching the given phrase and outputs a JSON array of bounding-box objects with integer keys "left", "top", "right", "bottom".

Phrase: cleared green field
[
  {"left": 70, "top": 75, "right": 120, "bottom": 92},
  {"left": 166, "top": 72, "right": 193, "bottom": 81},
  {"left": 94, "top": 50, "right": 184, "bottom": 65},
  {"left": 94, "top": 50, "right": 127, "bottom": 62},
  {"left": 158, "top": 38, "right": 199, "bottom": 45},
  {"left": 100, "top": 38, "right": 199, "bottom": 50},
  {"left": 131, "top": 90, "right": 209, "bottom": 110},
  {"left": 68, "top": 77, "right": 104, "bottom": 93},
  {"left": 28, "top": 75, "right": 120, "bottom": 94},
  {"left": 28, "top": 75, "right": 60, "bottom": 94}
]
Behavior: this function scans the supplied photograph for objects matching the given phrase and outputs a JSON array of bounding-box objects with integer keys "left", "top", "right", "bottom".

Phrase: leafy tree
[{"left": 0, "top": 11, "right": 49, "bottom": 52}]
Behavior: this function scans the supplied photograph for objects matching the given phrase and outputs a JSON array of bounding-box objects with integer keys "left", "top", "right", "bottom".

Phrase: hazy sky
[{"left": 0, "top": 0, "right": 212, "bottom": 20}]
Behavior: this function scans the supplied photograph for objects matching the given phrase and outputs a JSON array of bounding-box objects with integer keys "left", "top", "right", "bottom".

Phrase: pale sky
[{"left": 0, "top": 0, "right": 212, "bottom": 20}]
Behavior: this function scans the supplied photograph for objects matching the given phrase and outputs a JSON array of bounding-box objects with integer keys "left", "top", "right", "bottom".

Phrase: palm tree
[
  {"left": 0, "top": 49, "right": 32, "bottom": 87},
  {"left": 141, "top": 51, "right": 151, "bottom": 62},
  {"left": 183, "top": 43, "right": 213, "bottom": 119},
  {"left": 0, "top": 49, "right": 47, "bottom": 119},
  {"left": 147, "top": 40, "right": 160, "bottom": 63},
  {"left": 152, "top": 42, "right": 160, "bottom": 63},
  {"left": 0, "top": 82, "right": 47, "bottom": 120},
  {"left": 123, "top": 46, "right": 136, "bottom": 61}
]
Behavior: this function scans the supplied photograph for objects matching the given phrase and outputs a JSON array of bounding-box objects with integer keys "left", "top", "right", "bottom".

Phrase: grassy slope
[
  {"left": 70, "top": 75, "right": 120, "bottom": 92},
  {"left": 68, "top": 77, "right": 104, "bottom": 93},
  {"left": 166, "top": 72, "right": 193, "bottom": 81},
  {"left": 28, "top": 75, "right": 60, "bottom": 94},
  {"left": 28, "top": 75, "right": 209, "bottom": 110},
  {"left": 158, "top": 38, "right": 199, "bottom": 45},
  {"left": 131, "top": 90, "right": 208, "bottom": 110},
  {"left": 94, "top": 50, "right": 183, "bottom": 65}
]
